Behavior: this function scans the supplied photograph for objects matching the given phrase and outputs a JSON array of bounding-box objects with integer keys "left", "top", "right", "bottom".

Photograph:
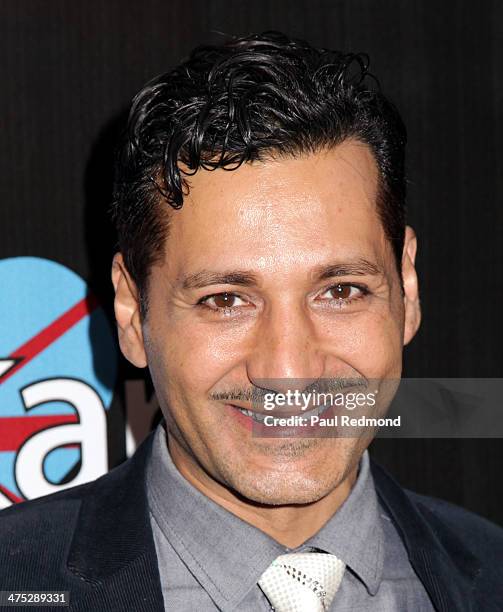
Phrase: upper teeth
[
  {"left": 237, "top": 407, "right": 266, "bottom": 422},
  {"left": 237, "top": 404, "right": 331, "bottom": 422},
  {"left": 305, "top": 404, "right": 330, "bottom": 417}
]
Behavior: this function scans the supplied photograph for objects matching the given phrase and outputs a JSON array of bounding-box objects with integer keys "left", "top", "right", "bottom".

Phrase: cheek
[
  {"left": 320, "top": 310, "right": 403, "bottom": 378},
  {"left": 155, "top": 317, "right": 249, "bottom": 391},
  {"left": 360, "top": 315, "right": 403, "bottom": 377}
]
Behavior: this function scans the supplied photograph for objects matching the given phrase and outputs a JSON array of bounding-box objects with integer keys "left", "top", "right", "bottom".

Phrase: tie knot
[{"left": 258, "top": 552, "right": 345, "bottom": 611}]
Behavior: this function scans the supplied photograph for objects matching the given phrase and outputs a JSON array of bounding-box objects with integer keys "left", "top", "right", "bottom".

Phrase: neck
[{"left": 167, "top": 434, "right": 358, "bottom": 548}]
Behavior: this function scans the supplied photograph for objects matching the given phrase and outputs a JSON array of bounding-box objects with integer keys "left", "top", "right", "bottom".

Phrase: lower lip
[{"left": 226, "top": 403, "right": 254, "bottom": 431}]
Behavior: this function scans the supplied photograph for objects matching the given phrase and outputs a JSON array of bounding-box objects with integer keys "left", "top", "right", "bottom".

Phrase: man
[{"left": 1, "top": 31, "right": 502, "bottom": 611}]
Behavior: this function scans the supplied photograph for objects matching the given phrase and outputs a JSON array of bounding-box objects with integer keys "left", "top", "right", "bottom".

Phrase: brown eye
[
  {"left": 199, "top": 292, "right": 249, "bottom": 312},
  {"left": 316, "top": 283, "right": 367, "bottom": 308},
  {"left": 211, "top": 293, "right": 237, "bottom": 308},
  {"left": 329, "top": 284, "right": 352, "bottom": 300}
]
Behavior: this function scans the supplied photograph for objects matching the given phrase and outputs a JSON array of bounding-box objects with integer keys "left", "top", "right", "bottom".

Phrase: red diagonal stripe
[
  {"left": 0, "top": 415, "right": 79, "bottom": 451},
  {"left": 0, "top": 484, "right": 23, "bottom": 504},
  {"left": 0, "top": 293, "right": 99, "bottom": 386}
]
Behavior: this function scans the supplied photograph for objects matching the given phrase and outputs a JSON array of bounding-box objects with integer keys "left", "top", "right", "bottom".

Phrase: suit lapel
[
  {"left": 371, "top": 460, "right": 480, "bottom": 612},
  {"left": 66, "top": 431, "right": 164, "bottom": 610}
]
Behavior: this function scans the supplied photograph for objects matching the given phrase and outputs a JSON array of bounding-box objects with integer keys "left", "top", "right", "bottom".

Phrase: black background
[{"left": 1, "top": 1, "right": 502, "bottom": 524}]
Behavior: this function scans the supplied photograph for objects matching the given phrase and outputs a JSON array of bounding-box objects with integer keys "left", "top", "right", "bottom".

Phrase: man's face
[{"left": 113, "top": 140, "right": 420, "bottom": 505}]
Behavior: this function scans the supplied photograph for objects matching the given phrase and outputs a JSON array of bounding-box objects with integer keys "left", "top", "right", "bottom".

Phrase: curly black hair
[{"left": 111, "top": 31, "right": 407, "bottom": 317}]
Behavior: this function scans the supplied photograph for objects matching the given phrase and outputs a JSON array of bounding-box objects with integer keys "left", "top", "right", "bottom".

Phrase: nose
[{"left": 246, "top": 301, "right": 325, "bottom": 394}]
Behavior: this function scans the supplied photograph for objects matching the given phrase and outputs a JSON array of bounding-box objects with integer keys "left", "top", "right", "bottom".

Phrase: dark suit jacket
[{"left": 1, "top": 432, "right": 502, "bottom": 611}]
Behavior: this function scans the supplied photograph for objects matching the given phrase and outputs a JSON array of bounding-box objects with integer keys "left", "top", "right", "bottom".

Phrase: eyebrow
[
  {"left": 180, "top": 258, "right": 383, "bottom": 290},
  {"left": 314, "top": 258, "right": 384, "bottom": 280},
  {"left": 181, "top": 271, "right": 258, "bottom": 290}
]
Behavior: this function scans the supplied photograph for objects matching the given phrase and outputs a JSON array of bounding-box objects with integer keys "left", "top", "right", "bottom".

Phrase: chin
[
  {"left": 214, "top": 438, "right": 361, "bottom": 506},
  {"left": 229, "top": 470, "right": 343, "bottom": 506}
]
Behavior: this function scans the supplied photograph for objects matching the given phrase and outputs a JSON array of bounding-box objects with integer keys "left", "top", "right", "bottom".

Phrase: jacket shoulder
[
  {"left": 0, "top": 475, "right": 98, "bottom": 527},
  {"left": 0, "top": 487, "right": 87, "bottom": 588},
  {"left": 0, "top": 466, "right": 123, "bottom": 585},
  {"left": 0, "top": 435, "right": 160, "bottom": 607},
  {"left": 406, "top": 489, "right": 503, "bottom": 562}
]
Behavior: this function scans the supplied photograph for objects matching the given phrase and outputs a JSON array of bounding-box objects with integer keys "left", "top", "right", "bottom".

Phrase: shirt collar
[
  {"left": 147, "top": 422, "right": 383, "bottom": 609},
  {"left": 301, "top": 450, "right": 384, "bottom": 595}
]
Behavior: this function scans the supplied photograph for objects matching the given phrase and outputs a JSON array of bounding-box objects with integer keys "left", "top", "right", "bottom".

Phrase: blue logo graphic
[{"left": 0, "top": 257, "right": 118, "bottom": 506}]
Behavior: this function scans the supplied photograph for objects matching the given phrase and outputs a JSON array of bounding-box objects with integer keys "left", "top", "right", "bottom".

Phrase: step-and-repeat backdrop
[{"left": 1, "top": 1, "right": 502, "bottom": 524}]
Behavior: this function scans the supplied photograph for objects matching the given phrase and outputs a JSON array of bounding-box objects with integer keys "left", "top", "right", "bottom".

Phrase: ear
[
  {"left": 111, "top": 252, "right": 147, "bottom": 367},
  {"left": 402, "top": 226, "right": 421, "bottom": 345}
]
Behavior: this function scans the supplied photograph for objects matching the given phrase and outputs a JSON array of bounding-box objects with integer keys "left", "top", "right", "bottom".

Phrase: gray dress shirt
[{"left": 147, "top": 422, "right": 434, "bottom": 611}]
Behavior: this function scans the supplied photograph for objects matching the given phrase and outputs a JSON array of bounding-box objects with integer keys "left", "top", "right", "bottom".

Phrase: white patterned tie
[{"left": 258, "top": 552, "right": 345, "bottom": 612}]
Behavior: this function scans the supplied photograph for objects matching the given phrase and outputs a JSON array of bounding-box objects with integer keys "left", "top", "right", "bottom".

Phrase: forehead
[{"left": 162, "top": 140, "right": 390, "bottom": 276}]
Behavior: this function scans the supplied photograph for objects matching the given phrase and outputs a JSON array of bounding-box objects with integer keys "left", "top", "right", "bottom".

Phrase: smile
[{"left": 230, "top": 403, "right": 334, "bottom": 423}]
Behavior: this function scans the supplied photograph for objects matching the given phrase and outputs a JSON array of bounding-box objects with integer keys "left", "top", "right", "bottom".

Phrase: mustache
[{"left": 209, "top": 377, "right": 368, "bottom": 404}]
